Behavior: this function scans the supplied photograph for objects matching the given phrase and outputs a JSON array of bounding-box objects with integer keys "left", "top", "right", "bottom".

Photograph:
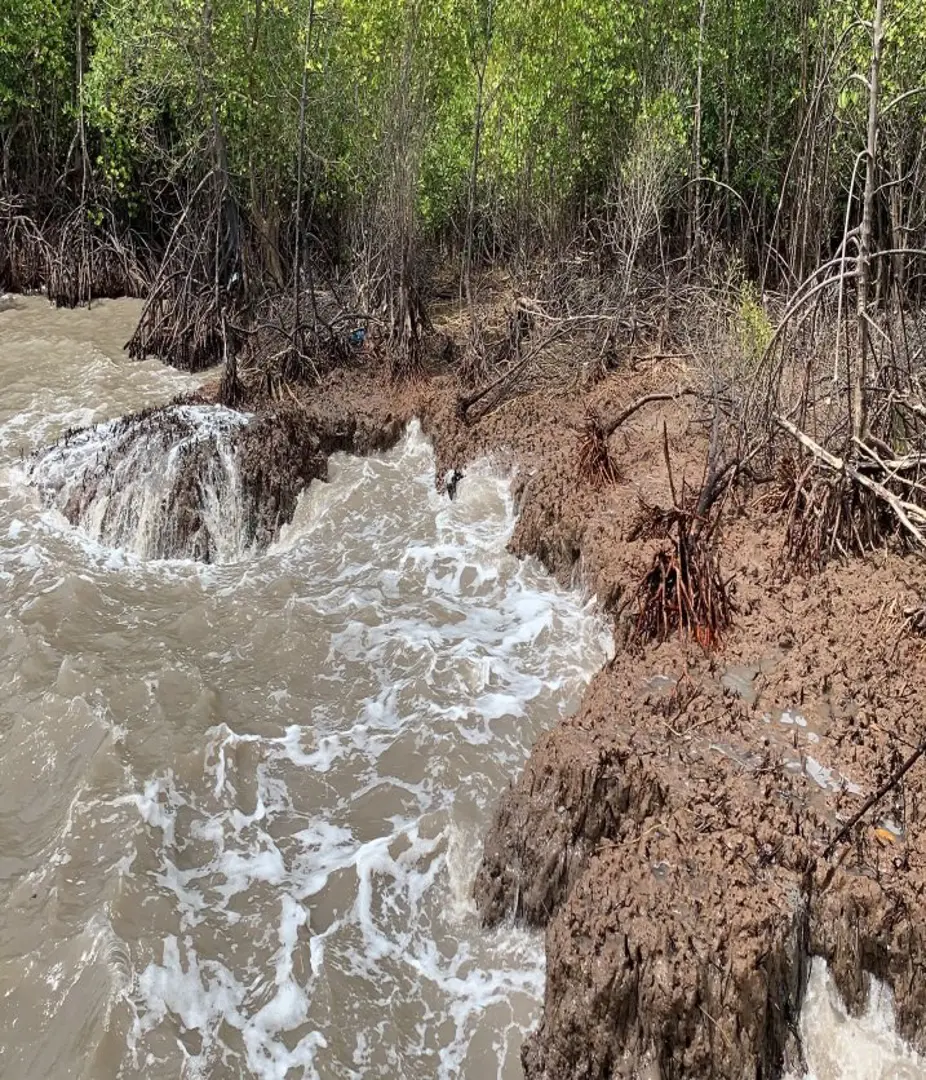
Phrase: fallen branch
[
  {"left": 824, "top": 737, "right": 926, "bottom": 859},
  {"left": 853, "top": 438, "right": 926, "bottom": 474},
  {"left": 776, "top": 415, "right": 926, "bottom": 547},
  {"left": 456, "top": 328, "right": 566, "bottom": 420},
  {"left": 604, "top": 388, "right": 698, "bottom": 438}
]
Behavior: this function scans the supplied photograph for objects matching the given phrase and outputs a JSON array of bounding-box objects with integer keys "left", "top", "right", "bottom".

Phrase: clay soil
[{"left": 220, "top": 348, "right": 926, "bottom": 1078}]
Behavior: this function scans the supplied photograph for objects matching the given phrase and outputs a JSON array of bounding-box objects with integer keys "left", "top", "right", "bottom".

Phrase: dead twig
[
  {"left": 824, "top": 738, "right": 926, "bottom": 860},
  {"left": 604, "top": 388, "right": 698, "bottom": 439}
]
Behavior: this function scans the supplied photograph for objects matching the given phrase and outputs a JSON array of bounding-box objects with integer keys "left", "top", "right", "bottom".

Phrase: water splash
[
  {"left": 790, "top": 960, "right": 926, "bottom": 1079},
  {"left": 26, "top": 405, "right": 253, "bottom": 562}
]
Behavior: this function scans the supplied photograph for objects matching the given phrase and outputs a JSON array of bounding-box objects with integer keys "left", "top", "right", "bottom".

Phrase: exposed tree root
[
  {"left": 459, "top": 322, "right": 489, "bottom": 388},
  {"left": 129, "top": 279, "right": 233, "bottom": 371},
  {"left": 0, "top": 204, "right": 149, "bottom": 304},
  {"left": 233, "top": 289, "right": 356, "bottom": 398},
  {"left": 387, "top": 277, "right": 429, "bottom": 381},
  {"left": 576, "top": 388, "right": 698, "bottom": 488},
  {"left": 778, "top": 467, "right": 895, "bottom": 573},
  {"left": 0, "top": 210, "right": 51, "bottom": 293},
  {"left": 627, "top": 500, "right": 733, "bottom": 650},
  {"left": 776, "top": 416, "right": 926, "bottom": 570},
  {"left": 49, "top": 208, "right": 150, "bottom": 306},
  {"left": 625, "top": 411, "right": 737, "bottom": 651},
  {"left": 577, "top": 410, "right": 622, "bottom": 488}
]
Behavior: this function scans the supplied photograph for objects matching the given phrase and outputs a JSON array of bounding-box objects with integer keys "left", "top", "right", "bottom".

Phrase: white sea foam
[
  {"left": 790, "top": 959, "right": 926, "bottom": 1079},
  {"left": 58, "top": 421, "right": 609, "bottom": 1078}
]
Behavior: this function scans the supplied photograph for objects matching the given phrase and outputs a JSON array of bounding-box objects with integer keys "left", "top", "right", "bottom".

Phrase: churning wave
[{"left": 26, "top": 405, "right": 254, "bottom": 562}]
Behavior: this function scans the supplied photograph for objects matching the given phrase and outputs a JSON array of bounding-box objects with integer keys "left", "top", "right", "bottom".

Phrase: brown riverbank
[
  {"left": 34, "top": 332, "right": 926, "bottom": 1076},
  {"left": 285, "top": 353, "right": 926, "bottom": 1078}
]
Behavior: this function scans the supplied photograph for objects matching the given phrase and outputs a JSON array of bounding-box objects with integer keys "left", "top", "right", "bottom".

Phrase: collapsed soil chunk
[
  {"left": 27, "top": 402, "right": 327, "bottom": 561},
  {"left": 524, "top": 838, "right": 811, "bottom": 1080}
]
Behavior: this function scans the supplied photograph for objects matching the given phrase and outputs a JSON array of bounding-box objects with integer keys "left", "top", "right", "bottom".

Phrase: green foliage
[
  {"left": 0, "top": 0, "right": 71, "bottom": 119},
  {"left": 735, "top": 280, "right": 773, "bottom": 365},
  {"left": 2, "top": 0, "right": 926, "bottom": 284}
]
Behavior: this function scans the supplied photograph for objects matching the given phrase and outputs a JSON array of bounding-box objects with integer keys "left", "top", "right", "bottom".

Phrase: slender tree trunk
[
  {"left": 75, "top": 0, "right": 89, "bottom": 208},
  {"left": 890, "top": 153, "right": 906, "bottom": 301},
  {"left": 246, "top": 0, "right": 284, "bottom": 288},
  {"left": 688, "top": 0, "right": 707, "bottom": 270},
  {"left": 854, "top": 0, "right": 885, "bottom": 441},
  {"left": 200, "top": 0, "right": 237, "bottom": 296},
  {"left": 293, "top": 0, "right": 317, "bottom": 356},
  {"left": 720, "top": 0, "right": 733, "bottom": 242},
  {"left": 462, "top": 0, "right": 493, "bottom": 323},
  {"left": 463, "top": 66, "right": 485, "bottom": 317},
  {"left": 74, "top": 0, "right": 93, "bottom": 305}
]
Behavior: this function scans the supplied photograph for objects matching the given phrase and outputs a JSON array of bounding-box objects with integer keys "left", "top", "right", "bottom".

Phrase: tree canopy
[{"left": 1, "top": 0, "right": 924, "bottom": 290}]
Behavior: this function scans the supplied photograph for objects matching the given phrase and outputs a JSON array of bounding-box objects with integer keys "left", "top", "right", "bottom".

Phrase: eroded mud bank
[
  {"left": 27, "top": 357, "right": 926, "bottom": 1077},
  {"left": 26, "top": 369, "right": 414, "bottom": 561},
  {"left": 448, "top": 379, "right": 926, "bottom": 1079}
]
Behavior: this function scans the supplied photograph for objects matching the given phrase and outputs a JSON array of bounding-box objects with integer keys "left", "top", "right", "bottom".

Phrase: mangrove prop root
[
  {"left": 776, "top": 416, "right": 926, "bottom": 570},
  {"left": 0, "top": 208, "right": 149, "bottom": 304},
  {"left": 630, "top": 517, "right": 732, "bottom": 650},
  {"left": 577, "top": 411, "right": 622, "bottom": 488}
]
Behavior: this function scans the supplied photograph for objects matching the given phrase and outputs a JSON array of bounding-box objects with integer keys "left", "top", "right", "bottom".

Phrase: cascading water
[
  {"left": 786, "top": 962, "right": 926, "bottom": 1080},
  {"left": 27, "top": 405, "right": 254, "bottom": 563},
  {"left": 2, "top": 295, "right": 926, "bottom": 1079}
]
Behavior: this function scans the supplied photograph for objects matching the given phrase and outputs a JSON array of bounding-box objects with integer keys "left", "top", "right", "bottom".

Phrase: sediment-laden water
[
  {"left": 0, "top": 296, "right": 610, "bottom": 1078},
  {"left": 0, "top": 294, "right": 923, "bottom": 1079}
]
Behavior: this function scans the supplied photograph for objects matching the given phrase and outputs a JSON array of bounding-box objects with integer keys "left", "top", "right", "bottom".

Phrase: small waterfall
[{"left": 27, "top": 405, "right": 257, "bottom": 562}]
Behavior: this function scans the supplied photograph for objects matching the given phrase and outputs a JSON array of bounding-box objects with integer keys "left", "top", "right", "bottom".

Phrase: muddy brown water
[{"left": 0, "top": 294, "right": 923, "bottom": 1079}]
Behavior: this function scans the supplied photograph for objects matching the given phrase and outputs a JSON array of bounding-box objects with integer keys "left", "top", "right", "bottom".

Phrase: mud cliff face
[
  {"left": 502, "top": 724, "right": 926, "bottom": 1080},
  {"left": 526, "top": 842, "right": 808, "bottom": 1080},
  {"left": 449, "top": 374, "right": 926, "bottom": 1079},
  {"left": 476, "top": 661, "right": 823, "bottom": 1080}
]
